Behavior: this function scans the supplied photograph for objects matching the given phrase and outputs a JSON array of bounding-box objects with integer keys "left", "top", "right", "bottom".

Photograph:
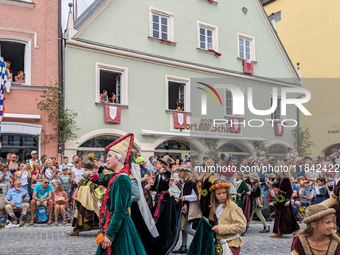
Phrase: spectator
[
  {"left": 202, "top": 156, "right": 209, "bottom": 169},
  {"left": 50, "top": 157, "right": 58, "bottom": 169},
  {"left": 3, "top": 153, "right": 11, "bottom": 164},
  {"left": 133, "top": 152, "right": 141, "bottom": 163},
  {"left": 14, "top": 70, "right": 25, "bottom": 83},
  {"left": 51, "top": 171, "right": 61, "bottom": 190},
  {"left": 44, "top": 160, "right": 54, "bottom": 181},
  {"left": 40, "top": 155, "right": 47, "bottom": 166},
  {"left": 100, "top": 90, "right": 109, "bottom": 103},
  {"left": 29, "top": 150, "right": 41, "bottom": 169},
  {"left": 299, "top": 180, "right": 312, "bottom": 207},
  {"left": 258, "top": 151, "right": 266, "bottom": 164},
  {"left": 109, "top": 92, "right": 117, "bottom": 103},
  {"left": 314, "top": 178, "right": 327, "bottom": 204},
  {"left": 15, "top": 162, "right": 30, "bottom": 192},
  {"left": 68, "top": 155, "right": 79, "bottom": 169},
  {"left": 97, "top": 154, "right": 106, "bottom": 167},
  {"left": 0, "top": 163, "right": 13, "bottom": 190},
  {"left": 248, "top": 157, "right": 253, "bottom": 167},
  {"left": 95, "top": 185, "right": 106, "bottom": 209},
  {"left": 30, "top": 177, "right": 53, "bottom": 225},
  {"left": 31, "top": 162, "right": 44, "bottom": 193},
  {"left": 286, "top": 147, "right": 294, "bottom": 159},
  {"left": 71, "top": 159, "right": 85, "bottom": 196},
  {"left": 58, "top": 156, "right": 69, "bottom": 172},
  {"left": 175, "top": 99, "right": 184, "bottom": 111},
  {"left": 4, "top": 180, "right": 30, "bottom": 224},
  {"left": 8, "top": 153, "right": 19, "bottom": 172},
  {"left": 60, "top": 167, "right": 72, "bottom": 197},
  {"left": 136, "top": 157, "right": 149, "bottom": 190},
  {"left": 171, "top": 159, "right": 180, "bottom": 178},
  {"left": 52, "top": 181, "right": 68, "bottom": 226},
  {"left": 146, "top": 156, "right": 158, "bottom": 177}
]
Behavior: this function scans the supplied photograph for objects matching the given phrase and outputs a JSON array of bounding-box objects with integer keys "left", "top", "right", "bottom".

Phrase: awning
[{"left": 141, "top": 130, "right": 266, "bottom": 141}]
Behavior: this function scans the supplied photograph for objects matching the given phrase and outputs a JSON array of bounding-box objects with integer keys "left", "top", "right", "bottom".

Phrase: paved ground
[{"left": 0, "top": 222, "right": 299, "bottom": 255}]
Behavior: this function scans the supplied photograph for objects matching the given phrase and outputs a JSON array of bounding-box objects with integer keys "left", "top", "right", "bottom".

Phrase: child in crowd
[
  {"left": 53, "top": 181, "right": 68, "bottom": 226},
  {"left": 51, "top": 171, "right": 61, "bottom": 191},
  {"left": 207, "top": 179, "right": 246, "bottom": 255},
  {"left": 299, "top": 180, "right": 312, "bottom": 207},
  {"left": 314, "top": 177, "right": 327, "bottom": 204},
  {"left": 144, "top": 177, "right": 156, "bottom": 213},
  {"left": 31, "top": 163, "right": 44, "bottom": 193},
  {"left": 60, "top": 167, "right": 72, "bottom": 198}
]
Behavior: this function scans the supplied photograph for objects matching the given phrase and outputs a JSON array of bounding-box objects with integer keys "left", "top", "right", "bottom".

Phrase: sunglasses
[{"left": 44, "top": 182, "right": 49, "bottom": 184}]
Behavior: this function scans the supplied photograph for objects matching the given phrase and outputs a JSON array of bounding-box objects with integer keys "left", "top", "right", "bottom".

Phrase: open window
[
  {"left": 96, "top": 63, "right": 128, "bottom": 105},
  {"left": 168, "top": 81, "right": 186, "bottom": 111},
  {"left": 271, "top": 96, "right": 281, "bottom": 120},
  {"left": 0, "top": 41, "right": 26, "bottom": 83}
]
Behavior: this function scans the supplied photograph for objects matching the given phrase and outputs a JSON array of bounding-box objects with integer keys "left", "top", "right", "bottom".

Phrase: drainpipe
[
  {"left": 296, "top": 63, "right": 304, "bottom": 156},
  {"left": 58, "top": 0, "right": 63, "bottom": 158}
]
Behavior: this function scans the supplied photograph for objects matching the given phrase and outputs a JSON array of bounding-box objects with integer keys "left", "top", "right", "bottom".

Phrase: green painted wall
[{"left": 77, "top": 0, "right": 296, "bottom": 80}]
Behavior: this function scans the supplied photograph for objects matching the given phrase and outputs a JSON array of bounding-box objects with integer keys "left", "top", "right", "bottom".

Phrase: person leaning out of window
[
  {"left": 100, "top": 90, "right": 109, "bottom": 103},
  {"left": 14, "top": 70, "right": 25, "bottom": 83},
  {"left": 175, "top": 99, "right": 184, "bottom": 111}
]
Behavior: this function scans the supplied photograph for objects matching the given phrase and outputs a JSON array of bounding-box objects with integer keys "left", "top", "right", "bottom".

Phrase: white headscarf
[
  {"left": 130, "top": 162, "right": 159, "bottom": 237},
  {"left": 113, "top": 151, "right": 125, "bottom": 164}
]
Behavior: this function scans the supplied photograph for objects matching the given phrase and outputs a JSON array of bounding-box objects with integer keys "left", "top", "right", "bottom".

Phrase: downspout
[
  {"left": 296, "top": 63, "right": 304, "bottom": 156},
  {"left": 58, "top": 0, "right": 63, "bottom": 158}
]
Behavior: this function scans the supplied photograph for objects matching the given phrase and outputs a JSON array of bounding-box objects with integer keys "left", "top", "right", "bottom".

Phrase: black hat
[
  {"left": 84, "top": 163, "right": 94, "bottom": 170},
  {"left": 157, "top": 158, "right": 168, "bottom": 167},
  {"left": 303, "top": 156, "right": 312, "bottom": 160}
]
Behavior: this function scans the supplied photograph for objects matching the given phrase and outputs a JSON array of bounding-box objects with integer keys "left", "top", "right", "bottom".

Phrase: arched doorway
[
  {"left": 154, "top": 139, "right": 198, "bottom": 162},
  {"left": 77, "top": 135, "right": 139, "bottom": 163},
  {"left": 323, "top": 143, "right": 340, "bottom": 157},
  {"left": 266, "top": 144, "right": 287, "bottom": 160},
  {"left": 218, "top": 143, "right": 251, "bottom": 161}
]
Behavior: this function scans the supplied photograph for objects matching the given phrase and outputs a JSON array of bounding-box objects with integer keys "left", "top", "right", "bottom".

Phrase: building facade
[
  {"left": 0, "top": 0, "right": 60, "bottom": 160},
  {"left": 64, "top": 0, "right": 302, "bottom": 162},
  {"left": 262, "top": 0, "right": 340, "bottom": 157}
]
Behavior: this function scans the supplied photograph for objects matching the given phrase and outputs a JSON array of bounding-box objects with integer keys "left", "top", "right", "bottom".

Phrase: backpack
[
  {"left": 34, "top": 206, "right": 48, "bottom": 223},
  {"left": 0, "top": 211, "right": 7, "bottom": 223}
]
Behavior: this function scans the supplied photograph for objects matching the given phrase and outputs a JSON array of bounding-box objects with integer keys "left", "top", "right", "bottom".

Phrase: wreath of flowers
[
  {"left": 201, "top": 189, "right": 208, "bottom": 197},
  {"left": 299, "top": 206, "right": 307, "bottom": 216},
  {"left": 273, "top": 194, "right": 285, "bottom": 205}
]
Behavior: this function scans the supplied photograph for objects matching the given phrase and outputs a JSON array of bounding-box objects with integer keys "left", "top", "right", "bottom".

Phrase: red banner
[
  {"left": 275, "top": 122, "right": 284, "bottom": 135},
  {"left": 230, "top": 118, "right": 241, "bottom": 133},
  {"left": 243, "top": 59, "right": 254, "bottom": 74},
  {"left": 105, "top": 105, "right": 121, "bottom": 123},
  {"left": 174, "top": 112, "right": 187, "bottom": 129}
]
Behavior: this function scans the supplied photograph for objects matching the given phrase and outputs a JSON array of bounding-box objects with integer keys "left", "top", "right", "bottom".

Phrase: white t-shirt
[
  {"left": 17, "top": 171, "right": 28, "bottom": 185},
  {"left": 72, "top": 168, "right": 85, "bottom": 182}
]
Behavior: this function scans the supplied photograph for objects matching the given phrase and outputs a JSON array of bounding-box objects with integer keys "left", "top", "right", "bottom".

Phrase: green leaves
[
  {"left": 204, "top": 138, "right": 221, "bottom": 160},
  {"left": 291, "top": 127, "right": 315, "bottom": 158}
]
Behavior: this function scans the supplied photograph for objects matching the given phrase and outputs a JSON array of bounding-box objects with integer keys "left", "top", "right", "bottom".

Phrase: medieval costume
[
  {"left": 193, "top": 160, "right": 215, "bottom": 218},
  {"left": 173, "top": 164, "right": 202, "bottom": 254},
  {"left": 246, "top": 172, "right": 270, "bottom": 234},
  {"left": 236, "top": 178, "right": 249, "bottom": 207},
  {"left": 271, "top": 177, "right": 299, "bottom": 238},
  {"left": 130, "top": 158, "right": 181, "bottom": 255},
  {"left": 92, "top": 133, "right": 147, "bottom": 255},
  {"left": 208, "top": 182, "right": 246, "bottom": 255},
  {"left": 291, "top": 199, "right": 340, "bottom": 255}
]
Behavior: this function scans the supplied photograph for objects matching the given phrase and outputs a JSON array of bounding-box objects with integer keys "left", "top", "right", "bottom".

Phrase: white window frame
[
  {"left": 149, "top": 7, "right": 174, "bottom": 42},
  {"left": 0, "top": 35, "right": 31, "bottom": 85},
  {"left": 270, "top": 94, "right": 284, "bottom": 121},
  {"left": 224, "top": 87, "right": 245, "bottom": 118},
  {"left": 237, "top": 33, "right": 256, "bottom": 61},
  {"left": 95, "top": 63, "right": 128, "bottom": 105},
  {"left": 197, "top": 21, "right": 219, "bottom": 52},
  {"left": 165, "top": 75, "right": 190, "bottom": 112}
]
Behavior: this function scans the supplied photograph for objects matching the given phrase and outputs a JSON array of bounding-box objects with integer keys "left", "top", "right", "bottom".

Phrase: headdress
[{"left": 209, "top": 183, "right": 230, "bottom": 192}]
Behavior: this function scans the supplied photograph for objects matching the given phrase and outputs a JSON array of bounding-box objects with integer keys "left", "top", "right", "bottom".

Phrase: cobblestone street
[{"left": 0, "top": 222, "right": 297, "bottom": 255}]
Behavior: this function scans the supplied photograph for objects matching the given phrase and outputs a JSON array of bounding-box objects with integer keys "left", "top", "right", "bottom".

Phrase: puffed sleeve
[
  {"left": 218, "top": 206, "right": 246, "bottom": 235},
  {"left": 105, "top": 175, "right": 131, "bottom": 241}
]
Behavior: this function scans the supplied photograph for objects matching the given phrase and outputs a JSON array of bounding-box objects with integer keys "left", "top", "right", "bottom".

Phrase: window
[
  {"left": 237, "top": 33, "right": 255, "bottom": 61},
  {"left": 152, "top": 14, "right": 169, "bottom": 40},
  {"left": 271, "top": 97, "right": 281, "bottom": 120},
  {"left": 96, "top": 63, "right": 128, "bottom": 105},
  {"left": 197, "top": 22, "right": 218, "bottom": 51},
  {"left": 0, "top": 40, "right": 28, "bottom": 84},
  {"left": 199, "top": 27, "right": 214, "bottom": 50},
  {"left": 166, "top": 75, "right": 190, "bottom": 112},
  {"left": 149, "top": 7, "right": 174, "bottom": 42},
  {"left": 225, "top": 88, "right": 244, "bottom": 116}
]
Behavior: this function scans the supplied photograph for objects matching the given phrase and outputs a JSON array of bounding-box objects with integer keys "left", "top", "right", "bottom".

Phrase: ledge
[
  {"left": 166, "top": 109, "right": 191, "bottom": 115},
  {"left": 10, "top": 83, "right": 51, "bottom": 91},
  {"left": 148, "top": 36, "right": 177, "bottom": 46},
  {"left": 196, "top": 48, "right": 221, "bottom": 57},
  {"left": 0, "top": 0, "right": 34, "bottom": 8},
  {"left": 95, "top": 102, "right": 128, "bottom": 109},
  {"left": 237, "top": 57, "right": 258, "bottom": 64},
  {"left": 3, "top": 113, "right": 40, "bottom": 120},
  {"left": 224, "top": 115, "right": 246, "bottom": 120}
]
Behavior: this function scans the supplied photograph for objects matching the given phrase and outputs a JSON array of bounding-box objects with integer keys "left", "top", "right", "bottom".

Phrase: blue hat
[
  {"left": 152, "top": 158, "right": 157, "bottom": 163},
  {"left": 203, "top": 156, "right": 209, "bottom": 160},
  {"left": 269, "top": 156, "right": 275, "bottom": 160},
  {"left": 231, "top": 156, "right": 237, "bottom": 160}
]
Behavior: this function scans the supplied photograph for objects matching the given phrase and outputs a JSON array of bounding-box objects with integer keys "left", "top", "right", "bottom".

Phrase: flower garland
[
  {"left": 273, "top": 194, "right": 285, "bottom": 205},
  {"left": 299, "top": 206, "right": 307, "bottom": 216},
  {"left": 201, "top": 189, "right": 209, "bottom": 197}
]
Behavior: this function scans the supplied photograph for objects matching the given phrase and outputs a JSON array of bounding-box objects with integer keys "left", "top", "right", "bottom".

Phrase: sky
[{"left": 62, "top": 0, "right": 95, "bottom": 30}]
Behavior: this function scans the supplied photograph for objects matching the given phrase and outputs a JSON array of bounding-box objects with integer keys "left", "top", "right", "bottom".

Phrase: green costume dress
[
  {"left": 236, "top": 180, "right": 249, "bottom": 207},
  {"left": 94, "top": 173, "right": 146, "bottom": 255}
]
